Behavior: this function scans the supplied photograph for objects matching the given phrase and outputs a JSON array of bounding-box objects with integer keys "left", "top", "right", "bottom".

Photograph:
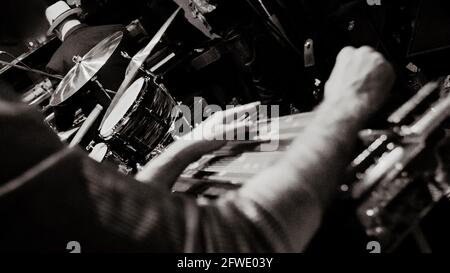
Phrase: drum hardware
[
  {"left": 121, "top": 50, "right": 173, "bottom": 76},
  {"left": 144, "top": 105, "right": 169, "bottom": 126},
  {"left": 123, "top": 48, "right": 177, "bottom": 77},
  {"left": 72, "top": 55, "right": 82, "bottom": 64},
  {"left": 121, "top": 51, "right": 163, "bottom": 84},
  {"left": 22, "top": 78, "right": 54, "bottom": 107},
  {"left": 42, "top": 104, "right": 54, "bottom": 115},
  {"left": 45, "top": 108, "right": 85, "bottom": 133},
  {"left": 304, "top": 39, "right": 315, "bottom": 68},
  {"left": 88, "top": 142, "right": 135, "bottom": 175},
  {"left": 91, "top": 76, "right": 115, "bottom": 100},
  {"left": 122, "top": 51, "right": 151, "bottom": 78}
]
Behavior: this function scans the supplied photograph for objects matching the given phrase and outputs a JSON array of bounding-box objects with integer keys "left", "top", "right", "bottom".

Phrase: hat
[{"left": 46, "top": 1, "right": 82, "bottom": 36}]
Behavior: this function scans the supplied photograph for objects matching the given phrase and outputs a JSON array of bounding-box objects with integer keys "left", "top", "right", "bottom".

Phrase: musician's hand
[
  {"left": 324, "top": 46, "right": 395, "bottom": 118},
  {"left": 136, "top": 102, "right": 260, "bottom": 186},
  {"left": 177, "top": 101, "right": 260, "bottom": 155}
]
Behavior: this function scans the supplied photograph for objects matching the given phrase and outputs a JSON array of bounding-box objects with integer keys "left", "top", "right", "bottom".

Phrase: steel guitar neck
[{"left": 173, "top": 112, "right": 313, "bottom": 196}]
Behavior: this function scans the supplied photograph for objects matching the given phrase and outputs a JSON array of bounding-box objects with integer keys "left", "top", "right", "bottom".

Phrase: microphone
[{"left": 0, "top": 53, "right": 64, "bottom": 80}]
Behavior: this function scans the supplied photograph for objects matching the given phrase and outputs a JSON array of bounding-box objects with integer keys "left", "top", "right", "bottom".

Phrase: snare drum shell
[{"left": 102, "top": 77, "right": 175, "bottom": 165}]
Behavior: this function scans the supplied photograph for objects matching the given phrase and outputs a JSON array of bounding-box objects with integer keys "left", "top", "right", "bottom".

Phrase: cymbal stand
[{"left": 91, "top": 76, "right": 115, "bottom": 100}]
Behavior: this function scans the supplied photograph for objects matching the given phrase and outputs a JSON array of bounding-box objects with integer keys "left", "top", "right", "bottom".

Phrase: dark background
[
  {"left": 0, "top": 0, "right": 178, "bottom": 60},
  {"left": 0, "top": 0, "right": 49, "bottom": 57}
]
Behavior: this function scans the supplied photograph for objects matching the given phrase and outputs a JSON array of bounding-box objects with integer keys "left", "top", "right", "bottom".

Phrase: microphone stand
[{"left": 0, "top": 59, "right": 64, "bottom": 80}]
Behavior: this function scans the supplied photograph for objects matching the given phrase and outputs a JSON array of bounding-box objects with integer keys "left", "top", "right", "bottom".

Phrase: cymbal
[
  {"left": 101, "top": 7, "right": 181, "bottom": 127},
  {"left": 50, "top": 31, "right": 124, "bottom": 106}
]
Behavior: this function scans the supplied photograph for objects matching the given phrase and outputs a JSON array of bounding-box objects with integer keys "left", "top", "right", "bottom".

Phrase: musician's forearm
[
  {"left": 136, "top": 142, "right": 199, "bottom": 186},
  {"left": 238, "top": 98, "right": 370, "bottom": 251},
  {"left": 136, "top": 140, "right": 225, "bottom": 187},
  {"left": 284, "top": 99, "right": 369, "bottom": 206}
]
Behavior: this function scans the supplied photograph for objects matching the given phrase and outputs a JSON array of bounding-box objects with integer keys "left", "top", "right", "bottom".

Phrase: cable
[
  {"left": 0, "top": 59, "right": 64, "bottom": 80},
  {"left": 0, "top": 51, "right": 33, "bottom": 70}
]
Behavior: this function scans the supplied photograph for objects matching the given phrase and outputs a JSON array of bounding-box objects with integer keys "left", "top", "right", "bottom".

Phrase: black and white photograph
[{"left": 1, "top": 0, "right": 450, "bottom": 259}]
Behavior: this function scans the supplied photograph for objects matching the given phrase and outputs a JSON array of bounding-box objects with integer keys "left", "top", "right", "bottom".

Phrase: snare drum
[{"left": 99, "top": 77, "right": 176, "bottom": 166}]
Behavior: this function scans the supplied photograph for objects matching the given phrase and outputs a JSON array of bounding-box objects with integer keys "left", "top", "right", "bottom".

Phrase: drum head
[{"left": 100, "top": 78, "right": 146, "bottom": 138}]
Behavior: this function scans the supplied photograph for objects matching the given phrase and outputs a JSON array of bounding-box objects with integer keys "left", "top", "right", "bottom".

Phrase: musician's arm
[
  {"left": 133, "top": 47, "right": 394, "bottom": 253},
  {"left": 234, "top": 101, "right": 367, "bottom": 251},
  {"left": 229, "top": 46, "right": 395, "bottom": 252}
]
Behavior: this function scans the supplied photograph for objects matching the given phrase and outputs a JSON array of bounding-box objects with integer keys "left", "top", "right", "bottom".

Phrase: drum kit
[{"left": 50, "top": 8, "right": 184, "bottom": 174}]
